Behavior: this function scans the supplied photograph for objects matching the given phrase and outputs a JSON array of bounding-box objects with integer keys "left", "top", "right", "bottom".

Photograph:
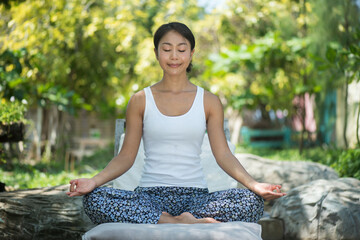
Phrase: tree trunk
[
  {"left": 35, "top": 106, "right": 43, "bottom": 161},
  {"left": 342, "top": 0, "right": 351, "bottom": 149},
  {"left": 299, "top": 0, "right": 308, "bottom": 155},
  {"left": 299, "top": 94, "right": 306, "bottom": 155},
  {"left": 44, "top": 106, "right": 58, "bottom": 162},
  {"left": 55, "top": 110, "right": 67, "bottom": 162},
  {"left": 343, "top": 76, "right": 349, "bottom": 148},
  {"left": 356, "top": 102, "right": 360, "bottom": 147}
]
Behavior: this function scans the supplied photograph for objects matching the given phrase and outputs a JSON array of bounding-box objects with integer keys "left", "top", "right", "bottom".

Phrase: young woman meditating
[{"left": 67, "top": 22, "right": 285, "bottom": 224}]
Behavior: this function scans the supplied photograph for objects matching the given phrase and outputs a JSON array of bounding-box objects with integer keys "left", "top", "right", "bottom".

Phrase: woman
[{"left": 67, "top": 22, "right": 285, "bottom": 224}]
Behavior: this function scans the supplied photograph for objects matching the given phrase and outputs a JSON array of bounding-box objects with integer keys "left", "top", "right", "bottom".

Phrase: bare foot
[
  {"left": 176, "top": 212, "right": 220, "bottom": 224},
  {"left": 158, "top": 212, "right": 220, "bottom": 224}
]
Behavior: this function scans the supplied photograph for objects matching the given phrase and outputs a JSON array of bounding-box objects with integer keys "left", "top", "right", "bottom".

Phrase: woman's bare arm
[
  {"left": 204, "top": 91, "right": 285, "bottom": 200},
  {"left": 67, "top": 91, "right": 145, "bottom": 196},
  {"left": 91, "top": 91, "right": 145, "bottom": 187}
]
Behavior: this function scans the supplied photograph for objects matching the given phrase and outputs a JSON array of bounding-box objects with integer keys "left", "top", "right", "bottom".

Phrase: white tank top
[{"left": 139, "top": 86, "right": 208, "bottom": 188}]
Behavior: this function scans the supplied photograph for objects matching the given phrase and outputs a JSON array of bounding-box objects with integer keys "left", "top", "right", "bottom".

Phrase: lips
[{"left": 168, "top": 64, "right": 181, "bottom": 68}]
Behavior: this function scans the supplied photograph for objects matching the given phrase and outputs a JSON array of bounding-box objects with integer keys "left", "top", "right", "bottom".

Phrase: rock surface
[
  {"left": 0, "top": 185, "right": 94, "bottom": 240},
  {"left": 270, "top": 178, "right": 360, "bottom": 240},
  {"left": 235, "top": 153, "right": 339, "bottom": 192}
]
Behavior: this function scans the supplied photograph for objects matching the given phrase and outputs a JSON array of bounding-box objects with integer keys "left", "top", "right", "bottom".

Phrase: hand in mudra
[
  {"left": 252, "top": 182, "right": 286, "bottom": 201},
  {"left": 66, "top": 178, "right": 96, "bottom": 197}
]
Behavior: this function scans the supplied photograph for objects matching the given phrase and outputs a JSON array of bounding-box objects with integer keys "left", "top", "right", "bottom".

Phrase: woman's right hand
[
  {"left": 66, "top": 178, "right": 97, "bottom": 197},
  {"left": 251, "top": 182, "right": 286, "bottom": 201}
]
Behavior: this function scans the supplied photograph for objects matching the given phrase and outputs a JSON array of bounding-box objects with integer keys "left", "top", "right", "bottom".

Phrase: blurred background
[{"left": 0, "top": 0, "right": 359, "bottom": 191}]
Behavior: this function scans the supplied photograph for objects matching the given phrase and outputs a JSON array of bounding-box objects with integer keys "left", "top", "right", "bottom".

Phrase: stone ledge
[
  {"left": 0, "top": 185, "right": 95, "bottom": 240},
  {"left": 259, "top": 217, "right": 284, "bottom": 240}
]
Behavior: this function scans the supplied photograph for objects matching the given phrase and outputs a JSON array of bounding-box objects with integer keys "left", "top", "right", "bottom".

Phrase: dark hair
[{"left": 153, "top": 22, "right": 195, "bottom": 73}]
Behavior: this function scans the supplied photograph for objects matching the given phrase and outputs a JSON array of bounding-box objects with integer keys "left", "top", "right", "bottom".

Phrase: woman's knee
[
  {"left": 242, "top": 189, "right": 264, "bottom": 209},
  {"left": 83, "top": 188, "right": 101, "bottom": 208}
]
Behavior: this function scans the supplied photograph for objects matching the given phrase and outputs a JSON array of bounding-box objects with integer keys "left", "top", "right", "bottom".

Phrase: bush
[
  {"left": 0, "top": 100, "right": 28, "bottom": 124},
  {"left": 331, "top": 149, "right": 360, "bottom": 179}
]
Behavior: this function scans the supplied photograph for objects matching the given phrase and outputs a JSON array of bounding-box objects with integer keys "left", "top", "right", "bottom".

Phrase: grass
[
  {"left": 0, "top": 166, "right": 94, "bottom": 190},
  {"left": 0, "top": 143, "right": 114, "bottom": 190}
]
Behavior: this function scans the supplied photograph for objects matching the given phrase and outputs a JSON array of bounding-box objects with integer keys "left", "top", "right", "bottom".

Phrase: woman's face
[{"left": 155, "top": 30, "right": 194, "bottom": 76}]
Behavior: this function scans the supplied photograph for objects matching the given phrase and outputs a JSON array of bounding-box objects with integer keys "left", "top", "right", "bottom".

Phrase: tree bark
[
  {"left": 299, "top": 0, "right": 308, "bottom": 155},
  {"left": 35, "top": 106, "right": 43, "bottom": 161},
  {"left": 342, "top": 0, "right": 351, "bottom": 149},
  {"left": 356, "top": 102, "right": 360, "bottom": 147},
  {"left": 343, "top": 76, "right": 349, "bottom": 148}
]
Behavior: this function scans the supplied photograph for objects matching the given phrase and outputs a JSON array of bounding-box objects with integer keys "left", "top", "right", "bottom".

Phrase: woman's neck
[{"left": 154, "top": 74, "right": 195, "bottom": 93}]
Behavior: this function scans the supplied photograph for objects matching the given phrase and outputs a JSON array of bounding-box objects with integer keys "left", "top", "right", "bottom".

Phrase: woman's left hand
[{"left": 252, "top": 182, "right": 286, "bottom": 201}]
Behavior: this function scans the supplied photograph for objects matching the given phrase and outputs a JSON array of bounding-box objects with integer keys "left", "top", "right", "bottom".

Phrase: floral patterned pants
[{"left": 83, "top": 186, "right": 264, "bottom": 224}]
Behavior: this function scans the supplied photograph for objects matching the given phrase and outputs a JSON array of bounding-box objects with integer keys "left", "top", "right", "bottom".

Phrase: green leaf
[
  {"left": 313, "top": 85, "right": 322, "bottom": 92},
  {"left": 325, "top": 46, "right": 337, "bottom": 63},
  {"left": 349, "top": 44, "right": 360, "bottom": 55},
  {"left": 317, "top": 64, "right": 331, "bottom": 71}
]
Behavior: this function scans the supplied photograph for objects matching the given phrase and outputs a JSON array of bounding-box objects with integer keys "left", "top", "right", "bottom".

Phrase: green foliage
[
  {"left": 331, "top": 149, "right": 360, "bottom": 179},
  {"left": 1, "top": 0, "right": 357, "bottom": 118},
  {"left": 0, "top": 0, "right": 206, "bottom": 118},
  {"left": 318, "top": 37, "right": 360, "bottom": 86},
  {"left": 0, "top": 48, "right": 29, "bottom": 100},
  {"left": 0, "top": 0, "right": 358, "bottom": 162},
  {"left": 0, "top": 100, "right": 28, "bottom": 124},
  {"left": 205, "top": 31, "right": 320, "bottom": 113},
  {"left": 202, "top": 0, "right": 319, "bottom": 120}
]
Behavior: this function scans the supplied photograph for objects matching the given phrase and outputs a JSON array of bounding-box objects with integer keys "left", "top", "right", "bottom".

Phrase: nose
[{"left": 170, "top": 49, "right": 178, "bottom": 59}]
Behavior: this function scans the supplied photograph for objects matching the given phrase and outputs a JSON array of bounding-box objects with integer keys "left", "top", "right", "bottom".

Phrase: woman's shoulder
[
  {"left": 127, "top": 89, "right": 146, "bottom": 113},
  {"left": 130, "top": 89, "right": 145, "bottom": 102},
  {"left": 203, "top": 89, "right": 221, "bottom": 104},
  {"left": 203, "top": 89, "right": 223, "bottom": 118}
]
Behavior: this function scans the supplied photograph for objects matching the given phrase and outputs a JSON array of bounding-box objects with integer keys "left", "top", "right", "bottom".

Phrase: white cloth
[{"left": 82, "top": 221, "right": 263, "bottom": 240}]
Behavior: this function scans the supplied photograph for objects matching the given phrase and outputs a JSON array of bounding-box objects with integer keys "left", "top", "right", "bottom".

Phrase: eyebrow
[{"left": 161, "top": 42, "right": 188, "bottom": 46}]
